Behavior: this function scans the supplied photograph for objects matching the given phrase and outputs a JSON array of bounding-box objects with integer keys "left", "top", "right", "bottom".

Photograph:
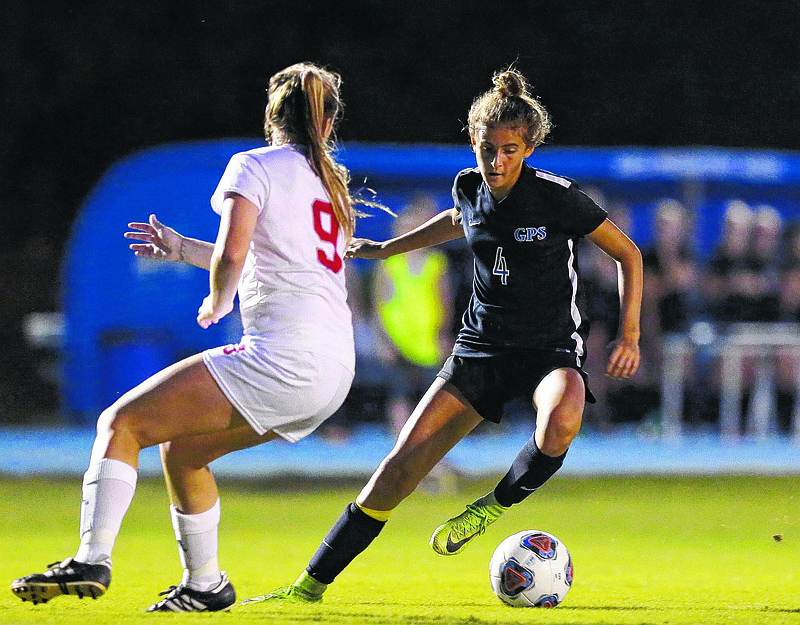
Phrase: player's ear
[{"left": 524, "top": 145, "right": 535, "bottom": 158}]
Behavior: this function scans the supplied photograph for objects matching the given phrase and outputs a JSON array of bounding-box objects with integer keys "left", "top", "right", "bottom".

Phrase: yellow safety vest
[{"left": 378, "top": 252, "right": 448, "bottom": 367}]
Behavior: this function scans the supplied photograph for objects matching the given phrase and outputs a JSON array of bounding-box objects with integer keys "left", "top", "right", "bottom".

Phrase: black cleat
[
  {"left": 10, "top": 557, "right": 111, "bottom": 604},
  {"left": 146, "top": 572, "right": 236, "bottom": 612}
]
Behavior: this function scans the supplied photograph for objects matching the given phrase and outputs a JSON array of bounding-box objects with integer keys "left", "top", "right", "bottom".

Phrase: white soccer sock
[
  {"left": 171, "top": 499, "right": 222, "bottom": 591},
  {"left": 74, "top": 458, "right": 138, "bottom": 564}
]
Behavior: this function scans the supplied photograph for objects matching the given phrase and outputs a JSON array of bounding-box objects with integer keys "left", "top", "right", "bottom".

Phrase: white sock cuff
[
  {"left": 83, "top": 458, "right": 138, "bottom": 487},
  {"left": 171, "top": 499, "right": 221, "bottom": 536}
]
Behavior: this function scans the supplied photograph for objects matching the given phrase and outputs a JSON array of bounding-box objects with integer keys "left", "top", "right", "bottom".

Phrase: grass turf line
[{"left": 0, "top": 475, "right": 798, "bottom": 624}]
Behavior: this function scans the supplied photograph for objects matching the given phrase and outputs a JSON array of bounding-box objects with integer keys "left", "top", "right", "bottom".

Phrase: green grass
[{"left": 1, "top": 474, "right": 798, "bottom": 624}]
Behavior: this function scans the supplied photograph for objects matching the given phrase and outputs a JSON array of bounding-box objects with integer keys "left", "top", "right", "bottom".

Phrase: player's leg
[
  {"left": 493, "top": 367, "right": 585, "bottom": 504},
  {"left": 80, "top": 353, "right": 249, "bottom": 564},
  {"left": 148, "top": 427, "right": 278, "bottom": 612},
  {"left": 358, "top": 376, "right": 482, "bottom": 509},
  {"left": 89, "top": 353, "right": 253, "bottom": 467},
  {"left": 244, "top": 376, "right": 483, "bottom": 604},
  {"left": 431, "top": 367, "right": 586, "bottom": 556},
  {"left": 11, "top": 353, "right": 248, "bottom": 605}
]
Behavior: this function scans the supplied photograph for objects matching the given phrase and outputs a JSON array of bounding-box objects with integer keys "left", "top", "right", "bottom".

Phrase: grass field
[{"left": 0, "top": 474, "right": 798, "bottom": 625}]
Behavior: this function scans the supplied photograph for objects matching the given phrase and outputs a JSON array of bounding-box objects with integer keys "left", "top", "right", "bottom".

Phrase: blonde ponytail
[
  {"left": 265, "top": 63, "right": 356, "bottom": 240},
  {"left": 301, "top": 69, "right": 355, "bottom": 240}
]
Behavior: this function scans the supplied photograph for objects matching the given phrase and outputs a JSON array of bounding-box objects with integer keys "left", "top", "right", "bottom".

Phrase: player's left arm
[
  {"left": 586, "top": 218, "right": 642, "bottom": 378},
  {"left": 125, "top": 214, "right": 215, "bottom": 270},
  {"left": 198, "top": 192, "right": 258, "bottom": 329}
]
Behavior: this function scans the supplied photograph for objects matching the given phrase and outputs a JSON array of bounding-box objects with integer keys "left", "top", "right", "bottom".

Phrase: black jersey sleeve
[
  {"left": 451, "top": 173, "right": 463, "bottom": 224},
  {"left": 451, "top": 167, "right": 482, "bottom": 225},
  {"left": 557, "top": 183, "right": 608, "bottom": 236}
]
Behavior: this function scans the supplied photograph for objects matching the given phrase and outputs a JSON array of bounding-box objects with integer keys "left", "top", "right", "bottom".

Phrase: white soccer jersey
[{"left": 209, "top": 144, "right": 355, "bottom": 372}]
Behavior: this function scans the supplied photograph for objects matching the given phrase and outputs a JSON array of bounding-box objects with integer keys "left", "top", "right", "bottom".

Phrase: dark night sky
[{"left": 2, "top": 0, "right": 798, "bottom": 250}]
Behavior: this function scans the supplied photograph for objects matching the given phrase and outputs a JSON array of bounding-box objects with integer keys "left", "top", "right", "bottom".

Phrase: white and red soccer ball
[{"left": 489, "top": 530, "right": 573, "bottom": 607}]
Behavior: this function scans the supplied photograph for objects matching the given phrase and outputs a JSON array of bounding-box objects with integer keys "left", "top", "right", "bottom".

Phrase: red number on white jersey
[{"left": 312, "top": 200, "right": 342, "bottom": 273}]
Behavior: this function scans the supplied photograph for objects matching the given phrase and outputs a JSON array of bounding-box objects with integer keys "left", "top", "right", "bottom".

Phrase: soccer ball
[{"left": 489, "top": 530, "right": 573, "bottom": 607}]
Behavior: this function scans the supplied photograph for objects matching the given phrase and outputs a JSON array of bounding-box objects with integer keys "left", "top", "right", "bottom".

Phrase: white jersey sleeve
[{"left": 210, "top": 153, "right": 269, "bottom": 213}]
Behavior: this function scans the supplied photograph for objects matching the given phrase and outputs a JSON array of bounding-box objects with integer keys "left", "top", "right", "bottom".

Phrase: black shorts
[{"left": 437, "top": 351, "right": 595, "bottom": 424}]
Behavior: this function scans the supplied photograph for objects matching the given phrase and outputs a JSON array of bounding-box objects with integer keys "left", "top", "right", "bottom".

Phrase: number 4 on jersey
[{"left": 493, "top": 246, "right": 509, "bottom": 285}]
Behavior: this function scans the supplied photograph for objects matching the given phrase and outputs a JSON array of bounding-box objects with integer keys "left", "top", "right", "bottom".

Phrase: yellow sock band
[
  {"left": 356, "top": 502, "right": 394, "bottom": 522},
  {"left": 294, "top": 570, "right": 327, "bottom": 595}
]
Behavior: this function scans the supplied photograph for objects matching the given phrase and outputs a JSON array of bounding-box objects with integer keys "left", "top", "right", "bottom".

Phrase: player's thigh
[
  {"left": 389, "top": 376, "right": 482, "bottom": 466},
  {"left": 102, "top": 353, "right": 246, "bottom": 448}
]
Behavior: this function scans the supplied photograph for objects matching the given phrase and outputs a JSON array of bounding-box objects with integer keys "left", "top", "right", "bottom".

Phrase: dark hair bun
[{"left": 492, "top": 70, "right": 525, "bottom": 98}]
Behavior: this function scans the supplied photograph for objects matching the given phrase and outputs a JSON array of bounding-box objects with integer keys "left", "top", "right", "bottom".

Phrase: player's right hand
[
  {"left": 125, "top": 214, "right": 183, "bottom": 262},
  {"left": 345, "top": 238, "right": 387, "bottom": 260},
  {"left": 197, "top": 294, "right": 233, "bottom": 329},
  {"left": 605, "top": 336, "right": 640, "bottom": 379}
]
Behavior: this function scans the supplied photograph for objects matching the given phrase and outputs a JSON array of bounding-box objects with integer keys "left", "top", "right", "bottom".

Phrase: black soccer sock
[
  {"left": 306, "top": 502, "right": 387, "bottom": 585},
  {"left": 493, "top": 438, "right": 567, "bottom": 507}
]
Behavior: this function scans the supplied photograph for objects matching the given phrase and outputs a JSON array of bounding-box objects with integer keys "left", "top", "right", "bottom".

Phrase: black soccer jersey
[{"left": 451, "top": 162, "right": 607, "bottom": 363}]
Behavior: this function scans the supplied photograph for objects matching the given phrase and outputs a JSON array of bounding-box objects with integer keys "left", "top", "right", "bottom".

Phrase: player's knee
[
  {"left": 97, "top": 404, "right": 148, "bottom": 448},
  {"left": 97, "top": 404, "right": 123, "bottom": 437}
]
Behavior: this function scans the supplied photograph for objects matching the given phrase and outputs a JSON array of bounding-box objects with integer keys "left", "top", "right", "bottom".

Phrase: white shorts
[{"left": 202, "top": 336, "right": 354, "bottom": 442}]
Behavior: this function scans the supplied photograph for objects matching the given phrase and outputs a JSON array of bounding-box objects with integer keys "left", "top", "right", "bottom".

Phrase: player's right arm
[
  {"left": 345, "top": 208, "right": 464, "bottom": 260},
  {"left": 125, "top": 213, "right": 215, "bottom": 270},
  {"left": 586, "top": 218, "right": 642, "bottom": 379}
]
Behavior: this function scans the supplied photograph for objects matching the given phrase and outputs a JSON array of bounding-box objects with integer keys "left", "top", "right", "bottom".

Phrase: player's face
[{"left": 472, "top": 125, "right": 534, "bottom": 201}]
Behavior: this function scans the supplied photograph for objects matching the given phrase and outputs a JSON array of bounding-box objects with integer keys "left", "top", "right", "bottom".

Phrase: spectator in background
[
  {"left": 776, "top": 219, "right": 800, "bottom": 431},
  {"left": 704, "top": 201, "right": 788, "bottom": 432},
  {"left": 373, "top": 194, "right": 455, "bottom": 433},
  {"left": 738, "top": 203, "right": 787, "bottom": 431},
  {"left": 705, "top": 200, "right": 783, "bottom": 323},
  {"left": 642, "top": 199, "right": 701, "bottom": 333},
  {"left": 748, "top": 204, "right": 784, "bottom": 320},
  {"left": 779, "top": 220, "right": 800, "bottom": 322},
  {"left": 705, "top": 200, "right": 753, "bottom": 322},
  {"left": 317, "top": 262, "right": 396, "bottom": 442},
  {"left": 579, "top": 187, "right": 620, "bottom": 429},
  {"left": 640, "top": 198, "right": 711, "bottom": 426}
]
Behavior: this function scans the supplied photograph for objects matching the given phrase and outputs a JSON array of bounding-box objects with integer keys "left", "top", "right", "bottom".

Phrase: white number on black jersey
[{"left": 493, "top": 246, "right": 509, "bottom": 285}]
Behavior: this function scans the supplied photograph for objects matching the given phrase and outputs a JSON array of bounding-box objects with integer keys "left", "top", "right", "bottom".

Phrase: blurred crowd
[
  {"left": 579, "top": 190, "right": 800, "bottom": 434},
  {"left": 326, "top": 190, "right": 800, "bottom": 439},
  {"left": 3, "top": 190, "right": 799, "bottom": 438}
]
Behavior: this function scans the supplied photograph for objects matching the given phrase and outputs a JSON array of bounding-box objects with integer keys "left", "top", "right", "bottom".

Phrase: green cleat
[
  {"left": 241, "top": 584, "right": 322, "bottom": 605},
  {"left": 430, "top": 492, "right": 508, "bottom": 556}
]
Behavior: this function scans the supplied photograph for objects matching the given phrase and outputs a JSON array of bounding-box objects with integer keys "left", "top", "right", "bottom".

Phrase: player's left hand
[
  {"left": 197, "top": 295, "right": 233, "bottom": 329},
  {"left": 605, "top": 336, "right": 640, "bottom": 378}
]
